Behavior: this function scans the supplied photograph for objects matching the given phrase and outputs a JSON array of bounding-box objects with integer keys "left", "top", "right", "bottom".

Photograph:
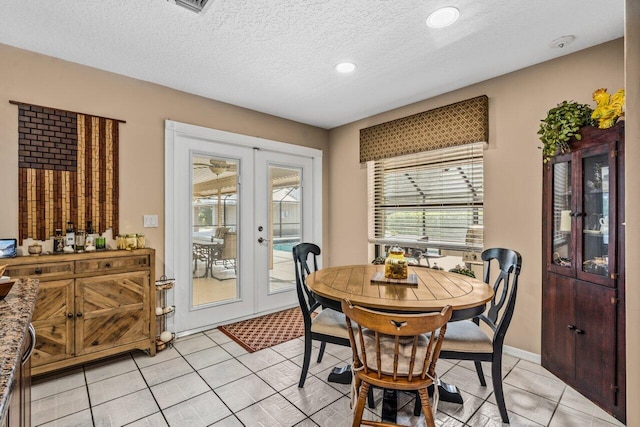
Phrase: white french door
[
  {"left": 165, "top": 121, "right": 322, "bottom": 335},
  {"left": 254, "top": 150, "right": 314, "bottom": 313}
]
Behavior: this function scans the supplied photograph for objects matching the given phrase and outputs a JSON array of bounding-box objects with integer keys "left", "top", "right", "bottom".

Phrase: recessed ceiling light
[
  {"left": 335, "top": 62, "right": 357, "bottom": 73},
  {"left": 426, "top": 6, "right": 460, "bottom": 28}
]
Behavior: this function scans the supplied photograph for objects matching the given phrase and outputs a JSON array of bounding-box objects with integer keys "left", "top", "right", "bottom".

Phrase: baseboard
[{"left": 504, "top": 345, "right": 541, "bottom": 364}]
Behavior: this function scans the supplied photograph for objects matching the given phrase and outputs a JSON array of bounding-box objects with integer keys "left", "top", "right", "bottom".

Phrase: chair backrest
[
  {"left": 341, "top": 299, "right": 452, "bottom": 382},
  {"left": 292, "top": 243, "right": 321, "bottom": 323},
  {"left": 220, "top": 231, "right": 236, "bottom": 260},
  {"left": 480, "top": 247, "right": 523, "bottom": 347}
]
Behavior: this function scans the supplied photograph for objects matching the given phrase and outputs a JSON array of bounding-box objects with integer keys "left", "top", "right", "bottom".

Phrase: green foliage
[
  {"left": 197, "top": 207, "right": 213, "bottom": 225},
  {"left": 449, "top": 265, "right": 475, "bottom": 278},
  {"left": 538, "top": 101, "right": 595, "bottom": 163}
]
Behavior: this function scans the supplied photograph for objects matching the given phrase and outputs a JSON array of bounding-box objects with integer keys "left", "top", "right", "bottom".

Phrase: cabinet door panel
[
  {"left": 75, "top": 271, "right": 150, "bottom": 356},
  {"left": 541, "top": 274, "right": 575, "bottom": 378},
  {"left": 545, "top": 157, "right": 576, "bottom": 277},
  {"left": 576, "top": 143, "right": 617, "bottom": 287},
  {"left": 31, "top": 279, "right": 74, "bottom": 367},
  {"left": 574, "top": 280, "right": 617, "bottom": 410}
]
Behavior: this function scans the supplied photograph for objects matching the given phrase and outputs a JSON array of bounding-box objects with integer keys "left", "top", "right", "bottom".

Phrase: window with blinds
[{"left": 367, "top": 142, "right": 484, "bottom": 251}]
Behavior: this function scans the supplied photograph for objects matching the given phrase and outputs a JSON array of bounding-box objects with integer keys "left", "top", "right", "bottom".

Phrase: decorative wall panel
[
  {"left": 359, "top": 95, "right": 489, "bottom": 163},
  {"left": 11, "top": 101, "right": 123, "bottom": 242}
]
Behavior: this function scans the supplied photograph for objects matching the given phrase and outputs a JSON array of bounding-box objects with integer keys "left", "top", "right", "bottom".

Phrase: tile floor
[{"left": 31, "top": 330, "right": 625, "bottom": 427}]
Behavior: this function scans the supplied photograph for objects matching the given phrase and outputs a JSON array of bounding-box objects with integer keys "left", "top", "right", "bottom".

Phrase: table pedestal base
[
  {"left": 327, "top": 367, "right": 463, "bottom": 423},
  {"left": 327, "top": 365, "right": 352, "bottom": 384},
  {"left": 381, "top": 380, "right": 464, "bottom": 423}
]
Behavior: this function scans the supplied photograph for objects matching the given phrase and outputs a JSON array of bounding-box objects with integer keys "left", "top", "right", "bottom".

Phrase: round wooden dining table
[
  {"left": 306, "top": 264, "right": 494, "bottom": 321},
  {"left": 306, "top": 264, "right": 494, "bottom": 422}
]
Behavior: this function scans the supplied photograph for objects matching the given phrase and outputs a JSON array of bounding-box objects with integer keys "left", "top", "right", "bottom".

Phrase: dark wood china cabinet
[{"left": 541, "top": 121, "right": 625, "bottom": 423}]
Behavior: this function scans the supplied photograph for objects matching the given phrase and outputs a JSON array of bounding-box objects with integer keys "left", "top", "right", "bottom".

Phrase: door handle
[{"left": 258, "top": 237, "right": 270, "bottom": 244}]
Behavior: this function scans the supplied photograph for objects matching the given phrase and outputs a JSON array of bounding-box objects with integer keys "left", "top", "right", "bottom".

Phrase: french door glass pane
[
  {"left": 581, "top": 154, "right": 609, "bottom": 276},
  {"left": 268, "top": 165, "right": 301, "bottom": 294},
  {"left": 552, "top": 161, "right": 572, "bottom": 267},
  {"left": 192, "top": 155, "right": 239, "bottom": 306}
]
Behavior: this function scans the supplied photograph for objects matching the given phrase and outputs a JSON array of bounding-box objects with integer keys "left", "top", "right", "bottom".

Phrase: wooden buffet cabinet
[
  {"left": 3, "top": 249, "right": 156, "bottom": 376},
  {"left": 541, "top": 122, "right": 625, "bottom": 423}
]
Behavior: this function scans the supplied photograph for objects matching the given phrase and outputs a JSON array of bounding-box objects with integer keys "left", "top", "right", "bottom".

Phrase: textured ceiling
[{"left": 0, "top": 0, "right": 624, "bottom": 129}]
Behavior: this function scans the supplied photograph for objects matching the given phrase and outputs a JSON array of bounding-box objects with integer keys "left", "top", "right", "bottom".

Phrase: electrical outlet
[
  {"left": 463, "top": 252, "right": 482, "bottom": 263},
  {"left": 143, "top": 215, "right": 158, "bottom": 228}
]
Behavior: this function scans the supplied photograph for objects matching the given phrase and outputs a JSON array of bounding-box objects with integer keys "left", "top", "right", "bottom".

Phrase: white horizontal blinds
[{"left": 368, "top": 142, "right": 484, "bottom": 251}]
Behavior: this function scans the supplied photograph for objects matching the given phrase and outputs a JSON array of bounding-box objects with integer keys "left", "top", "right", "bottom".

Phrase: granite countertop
[{"left": 0, "top": 279, "right": 39, "bottom": 422}]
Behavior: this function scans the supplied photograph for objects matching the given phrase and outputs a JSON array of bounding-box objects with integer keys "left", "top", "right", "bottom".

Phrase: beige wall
[
  {"left": 625, "top": 0, "right": 639, "bottom": 425},
  {"left": 328, "top": 39, "right": 625, "bottom": 358},
  {"left": 0, "top": 43, "right": 330, "bottom": 274},
  {"left": 1, "top": 28, "right": 637, "bottom": 425}
]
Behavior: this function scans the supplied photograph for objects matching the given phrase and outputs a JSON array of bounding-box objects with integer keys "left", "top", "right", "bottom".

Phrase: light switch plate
[{"left": 143, "top": 215, "right": 158, "bottom": 228}]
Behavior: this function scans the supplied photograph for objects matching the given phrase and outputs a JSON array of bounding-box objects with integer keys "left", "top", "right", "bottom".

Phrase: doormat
[{"left": 218, "top": 307, "right": 306, "bottom": 353}]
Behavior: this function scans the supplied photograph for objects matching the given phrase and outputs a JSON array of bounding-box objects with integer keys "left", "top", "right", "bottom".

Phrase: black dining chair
[
  {"left": 438, "top": 247, "right": 523, "bottom": 424},
  {"left": 293, "top": 243, "right": 352, "bottom": 388}
]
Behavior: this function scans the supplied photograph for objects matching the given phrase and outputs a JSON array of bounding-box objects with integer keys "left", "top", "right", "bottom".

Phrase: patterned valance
[
  {"left": 11, "top": 101, "right": 124, "bottom": 243},
  {"left": 359, "top": 95, "right": 489, "bottom": 163}
]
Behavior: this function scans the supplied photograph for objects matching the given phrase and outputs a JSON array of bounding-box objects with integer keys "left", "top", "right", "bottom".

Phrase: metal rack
[{"left": 155, "top": 275, "right": 175, "bottom": 351}]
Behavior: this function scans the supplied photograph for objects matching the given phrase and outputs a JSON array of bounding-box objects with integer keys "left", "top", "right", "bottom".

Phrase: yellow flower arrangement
[{"left": 591, "top": 88, "right": 625, "bottom": 129}]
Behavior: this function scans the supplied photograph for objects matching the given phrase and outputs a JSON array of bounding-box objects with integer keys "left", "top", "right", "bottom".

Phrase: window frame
[{"left": 367, "top": 142, "right": 484, "bottom": 253}]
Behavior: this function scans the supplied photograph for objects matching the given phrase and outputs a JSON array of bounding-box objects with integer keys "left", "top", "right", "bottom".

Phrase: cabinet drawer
[
  {"left": 75, "top": 255, "right": 149, "bottom": 274},
  {"left": 5, "top": 262, "right": 74, "bottom": 280}
]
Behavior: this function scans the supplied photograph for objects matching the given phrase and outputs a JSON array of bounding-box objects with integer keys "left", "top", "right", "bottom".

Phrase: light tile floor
[{"left": 31, "top": 330, "right": 626, "bottom": 427}]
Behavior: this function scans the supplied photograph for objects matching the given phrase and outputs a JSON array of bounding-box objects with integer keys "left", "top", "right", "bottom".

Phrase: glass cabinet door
[
  {"left": 551, "top": 161, "right": 573, "bottom": 269},
  {"left": 580, "top": 152, "right": 610, "bottom": 278}
]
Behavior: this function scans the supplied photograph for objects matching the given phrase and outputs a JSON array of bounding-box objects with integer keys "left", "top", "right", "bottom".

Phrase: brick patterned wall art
[{"left": 10, "top": 101, "right": 124, "bottom": 243}]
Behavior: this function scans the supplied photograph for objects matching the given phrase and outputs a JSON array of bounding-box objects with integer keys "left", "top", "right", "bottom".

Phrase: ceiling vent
[{"left": 171, "top": 0, "right": 210, "bottom": 13}]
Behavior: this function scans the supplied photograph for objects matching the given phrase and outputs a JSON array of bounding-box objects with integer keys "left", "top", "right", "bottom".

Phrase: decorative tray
[{"left": 371, "top": 272, "right": 418, "bottom": 287}]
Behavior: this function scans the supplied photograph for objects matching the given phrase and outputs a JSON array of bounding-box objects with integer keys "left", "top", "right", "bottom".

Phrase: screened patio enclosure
[
  {"left": 192, "top": 157, "right": 302, "bottom": 243},
  {"left": 191, "top": 155, "right": 302, "bottom": 306}
]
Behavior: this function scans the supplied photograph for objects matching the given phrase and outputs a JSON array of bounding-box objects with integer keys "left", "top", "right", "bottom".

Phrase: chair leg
[
  {"left": 367, "top": 386, "right": 375, "bottom": 409},
  {"left": 491, "top": 355, "right": 509, "bottom": 423},
  {"left": 352, "top": 381, "right": 370, "bottom": 427},
  {"left": 299, "top": 335, "right": 312, "bottom": 388},
  {"left": 317, "top": 341, "right": 327, "bottom": 363},
  {"left": 418, "top": 387, "right": 436, "bottom": 427},
  {"left": 474, "top": 360, "right": 487, "bottom": 386},
  {"left": 413, "top": 390, "right": 422, "bottom": 416}
]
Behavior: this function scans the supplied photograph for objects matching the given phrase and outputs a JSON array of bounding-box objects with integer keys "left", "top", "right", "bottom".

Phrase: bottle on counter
[
  {"left": 126, "top": 234, "right": 138, "bottom": 250},
  {"left": 75, "top": 229, "right": 86, "bottom": 252},
  {"left": 53, "top": 229, "right": 65, "bottom": 254},
  {"left": 137, "top": 233, "right": 145, "bottom": 249},
  {"left": 85, "top": 220, "right": 96, "bottom": 250},
  {"left": 65, "top": 221, "right": 75, "bottom": 251},
  {"left": 117, "top": 234, "right": 127, "bottom": 250},
  {"left": 95, "top": 234, "right": 106, "bottom": 250}
]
